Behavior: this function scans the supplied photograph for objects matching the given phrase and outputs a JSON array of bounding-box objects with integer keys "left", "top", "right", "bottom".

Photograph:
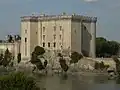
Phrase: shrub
[
  {"left": 99, "top": 61, "right": 105, "bottom": 70},
  {"left": 0, "top": 72, "right": 40, "bottom": 90},
  {"left": 94, "top": 61, "right": 106, "bottom": 70},
  {"left": 59, "top": 56, "right": 69, "bottom": 72},
  {"left": 30, "top": 46, "right": 47, "bottom": 71},
  {"left": 94, "top": 62, "right": 100, "bottom": 70},
  {"left": 34, "top": 46, "right": 45, "bottom": 55},
  {"left": 70, "top": 52, "right": 83, "bottom": 64},
  {"left": 2, "top": 48, "right": 12, "bottom": 67}
]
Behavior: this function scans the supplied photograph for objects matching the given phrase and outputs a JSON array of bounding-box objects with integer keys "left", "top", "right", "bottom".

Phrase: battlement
[{"left": 21, "top": 13, "right": 97, "bottom": 22}]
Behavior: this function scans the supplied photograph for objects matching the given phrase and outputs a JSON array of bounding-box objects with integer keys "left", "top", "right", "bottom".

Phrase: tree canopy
[
  {"left": 30, "top": 46, "right": 47, "bottom": 71},
  {"left": 70, "top": 52, "right": 83, "bottom": 64},
  {"left": 96, "top": 37, "right": 120, "bottom": 57}
]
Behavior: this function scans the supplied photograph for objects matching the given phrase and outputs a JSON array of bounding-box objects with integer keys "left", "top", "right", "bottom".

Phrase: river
[{"left": 34, "top": 72, "right": 120, "bottom": 90}]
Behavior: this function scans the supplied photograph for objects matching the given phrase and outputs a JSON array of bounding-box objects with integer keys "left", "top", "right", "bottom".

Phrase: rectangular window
[
  {"left": 43, "top": 27, "right": 45, "bottom": 33},
  {"left": 48, "top": 42, "right": 50, "bottom": 47},
  {"left": 60, "top": 26, "right": 62, "bottom": 31},
  {"left": 43, "top": 42, "right": 45, "bottom": 47},
  {"left": 25, "top": 38, "right": 27, "bottom": 56},
  {"left": 59, "top": 35, "right": 62, "bottom": 40},
  {"left": 25, "top": 38, "right": 27, "bottom": 42},
  {"left": 25, "top": 30, "right": 27, "bottom": 33},
  {"left": 53, "top": 34, "right": 56, "bottom": 40},
  {"left": 43, "top": 35, "right": 45, "bottom": 40},
  {"left": 54, "top": 26, "right": 56, "bottom": 32},
  {"left": 53, "top": 42, "right": 56, "bottom": 48}
]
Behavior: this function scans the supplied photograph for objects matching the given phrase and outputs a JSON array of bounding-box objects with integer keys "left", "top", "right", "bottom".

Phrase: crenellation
[
  {"left": 21, "top": 16, "right": 38, "bottom": 22},
  {"left": 91, "top": 17, "right": 97, "bottom": 22},
  {"left": 21, "top": 14, "right": 96, "bottom": 22}
]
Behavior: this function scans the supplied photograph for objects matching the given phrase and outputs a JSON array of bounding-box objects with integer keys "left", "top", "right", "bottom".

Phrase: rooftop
[{"left": 21, "top": 13, "right": 97, "bottom": 22}]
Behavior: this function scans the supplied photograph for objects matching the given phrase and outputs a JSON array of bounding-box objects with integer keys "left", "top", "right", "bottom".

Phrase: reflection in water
[
  {"left": 36, "top": 73, "right": 120, "bottom": 90},
  {"left": 116, "top": 77, "right": 120, "bottom": 84},
  {"left": 60, "top": 74, "right": 68, "bottom": 80}
]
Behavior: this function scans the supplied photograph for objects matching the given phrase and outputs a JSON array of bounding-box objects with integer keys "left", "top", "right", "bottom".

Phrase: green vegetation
[
  {"left": 94, "top": 61, "right": 110, "bottom": 70},
  {"left": 58, "top": 53, "right": 69, "bottom": 72},
  {"left": 0, "top": 48, "right": 13, "bottom": 67},
  {"left": 70, "top": 52, "right": 83, "bottom": 64},
  {"left": 112, "top": 56, "right": 120, "bottom": 75},
  {"left": 96, "top": 37, "right": 120, "bottom": 57},
  {"left": 30, "top": 46, "right": 47, "bottom": 72},
  {"left": 0, "top": 72, "right": 40, "bottom": 90}
]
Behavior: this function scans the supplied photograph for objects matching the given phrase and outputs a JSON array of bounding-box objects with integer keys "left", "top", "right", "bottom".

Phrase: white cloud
[{"left": 84, "top": 0, "right": 98, "bottom": 2}]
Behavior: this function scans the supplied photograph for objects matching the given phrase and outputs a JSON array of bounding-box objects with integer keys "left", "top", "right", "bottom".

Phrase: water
[
  {"left": 1, "top": 66, "right": 120, "bottom": 90},
  {"left": 35, "top": 73, "right": 120, "bottom": 90}
]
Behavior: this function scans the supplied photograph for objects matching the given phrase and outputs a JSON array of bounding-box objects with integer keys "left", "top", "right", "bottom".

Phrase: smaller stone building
[{"left": 0, "top": 41, "right": 21, "bottom": 59}]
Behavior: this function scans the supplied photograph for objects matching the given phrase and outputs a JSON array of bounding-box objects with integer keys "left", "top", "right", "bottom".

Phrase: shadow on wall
[{"left": 81, "top": 23, "right": 91, "bottom": 57}]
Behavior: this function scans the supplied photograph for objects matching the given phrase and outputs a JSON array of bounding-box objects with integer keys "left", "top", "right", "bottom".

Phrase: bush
[
  {"left": 34, "top": 46, "right": 45, "bottom": 55},
  {"left": 99, "top": 61, "right": 105, "bottom": 70},
  {"left": 59, "top": 57, "right": 69, "bottom": 72},
  {"left": 1, "top": 48, "right": 12, "bottom": 67},
  {"left": 30, "top": 46, "right": 47, "bottom": 71},
  {"left": 94, "top": 61, "right": 106, "bottom": 70},
  {"left": 70, "top": 52, "right": 83, "bottom": 64},
  {"left": 0, "top": 72, "right": 40, "bottom": 90},
  {"left": 94, "top": 62, "right": 100, "bottom": 69}
]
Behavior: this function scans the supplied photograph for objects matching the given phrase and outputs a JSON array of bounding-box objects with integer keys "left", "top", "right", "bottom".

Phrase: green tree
[
  {"left": 94, "top": 62, "right": 100, "bottom": 70},
  {"left": 30, "top": 46, "right": 47, "bottom": 72},
  {"left": 2, "top": 48, "right": 12, "bottom": 67},
  {"left": 99, "top": 61, "right": 105, "bottom": 70},
  {"left": 58, "top": 53, "right": 69, "bottom": 72},
  {"left": 108, "top": 41, "right": 120, "bottom": 55},
  {"left": 96, "top": 37, "right": 120, "bottom": 57},
  {"left": 70, "top": 52, "right": 83, "bottom": 64},
  {"left": 34, "top": 46, "right": 45, "bottom": 55}
]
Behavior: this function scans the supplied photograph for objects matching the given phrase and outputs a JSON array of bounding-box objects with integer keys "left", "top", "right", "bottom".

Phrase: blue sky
[{"left": 0, "top": 0, "right": 120, "bottom": 41}]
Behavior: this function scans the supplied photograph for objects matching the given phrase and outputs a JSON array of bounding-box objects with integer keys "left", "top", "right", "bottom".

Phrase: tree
[
  {"left": 34, "top": 46, "right": 45, "bottom": 55},
  {"left": 70, "top": 52, "right": 83, "bottom": 64},
  {"left": 30, "top": 46, "right": 47, "bottom": 72},
  {"left": 94, "top": 62, "right": 100, "bottom": 70},
  {"left": 99, "top": 61, "right": 105, "bottom": 70},
  {"left": 96, "top": 37, "right": 120, "bottom": 57},
  {"left": 2, "top": 48, "right": 12, "bottom": 67},
  {"left": 58, "top": 53, "right": 69, "bottom": 72},
  {"left": 108, "top": 41, "right": 120, "bottom": 55}
]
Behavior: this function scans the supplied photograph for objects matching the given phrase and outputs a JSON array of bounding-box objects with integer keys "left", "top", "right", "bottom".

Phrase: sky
[{"left": 0, "top": 0, "right": 120, "bottom": 41}]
